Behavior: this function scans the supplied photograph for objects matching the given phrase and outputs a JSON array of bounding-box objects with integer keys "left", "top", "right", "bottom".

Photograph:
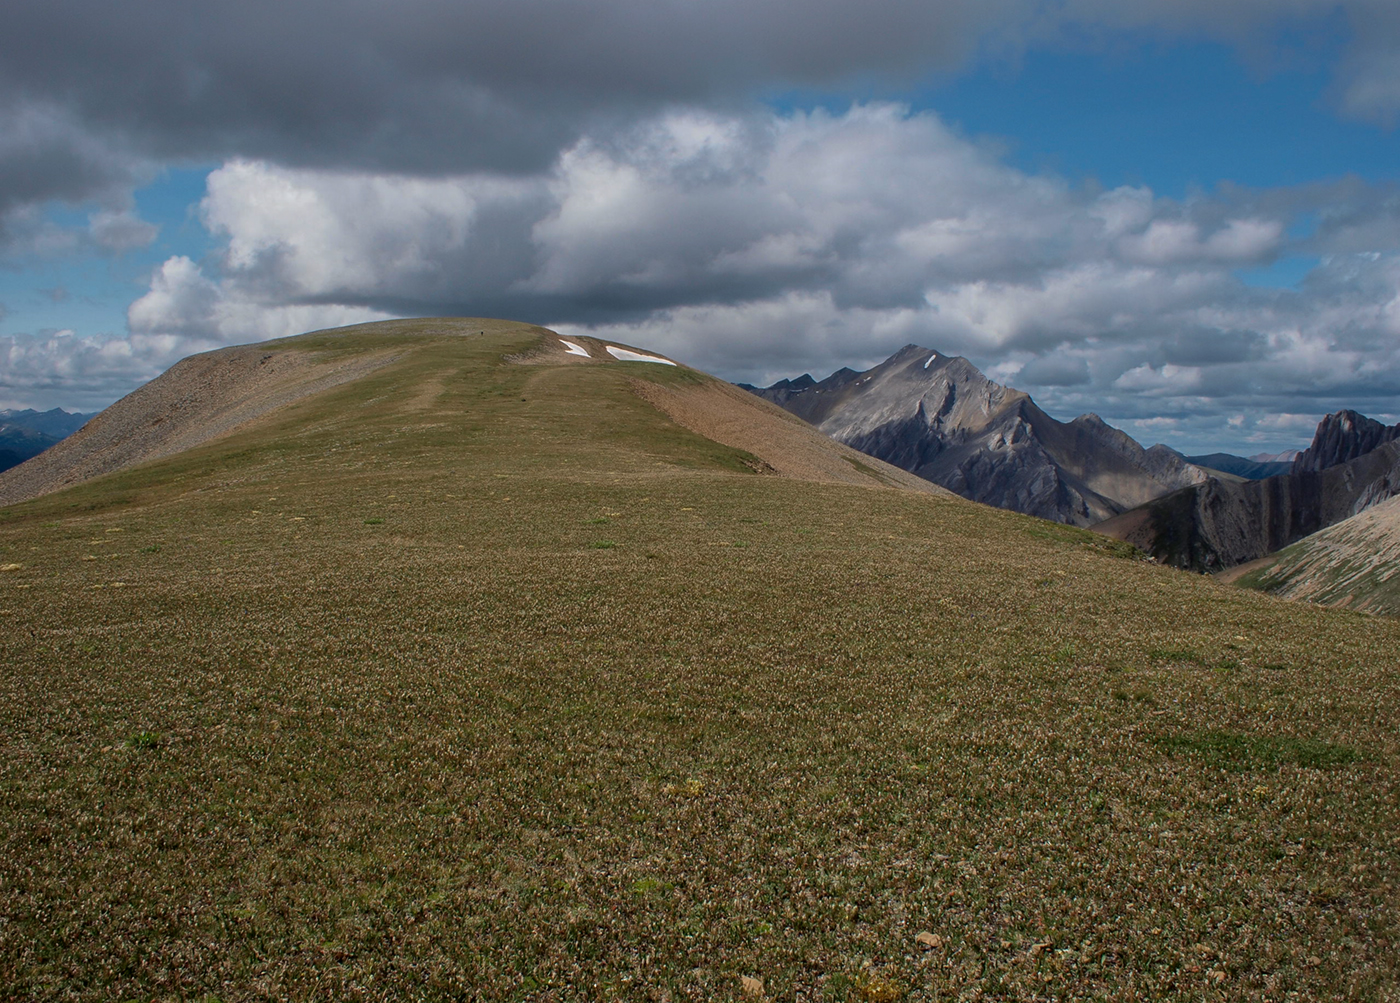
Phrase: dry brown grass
[{"left": 1, "top": 319, "right": 1397, "bottom": 1001}]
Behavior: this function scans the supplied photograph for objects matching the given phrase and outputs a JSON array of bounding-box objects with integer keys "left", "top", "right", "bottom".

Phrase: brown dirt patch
[
  {"left": 0, "top": 343, "right": 396, "bottom": 507},
  {"left": 1214, "top": 554, "right": 1279, "bottom": 585},
  {"left": 629, "top": 377, "right": 951, "bottom": 495}
]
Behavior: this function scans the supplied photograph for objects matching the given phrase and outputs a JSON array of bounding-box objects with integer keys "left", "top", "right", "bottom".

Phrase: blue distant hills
[{"left": 0, "top": 408, "right": 94, "bottom": 473}]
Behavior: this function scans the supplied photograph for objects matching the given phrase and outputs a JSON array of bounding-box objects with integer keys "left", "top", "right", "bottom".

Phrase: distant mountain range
[
  {"left": 745, "top": 348, "right": 1400, "bottom": 583},
  {"left": 1180, "top": 453, "right": 1293, "bottom": 480},
  {"left": 0, "top": 408, "right": 94, "bottom": 473},
  {"left": 1098, "top": 411, "right": 1400, "bottom": 571},
  {"left": 743, "top": 345, "right": 1208, "bottom": 527}
]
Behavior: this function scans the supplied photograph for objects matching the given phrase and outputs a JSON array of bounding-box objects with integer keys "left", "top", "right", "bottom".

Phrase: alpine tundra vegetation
[{"left": 1, "top": 319, "right": 1398, "bottom": 1001}]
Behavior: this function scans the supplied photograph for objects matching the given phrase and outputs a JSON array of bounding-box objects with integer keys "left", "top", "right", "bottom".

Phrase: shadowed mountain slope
[
  {"left": 0, "top": 425, "right": 61, "bottom": 473},
  {"left": 2, "top": 319, "right": 1398, "bottom": 999},
  {"left": 746, "top": 345, "right": 1206, "bottom": 526},
  {"left": 1233, "top": 493, "right": 1400, "bottom": 616},
  {"left": 1097, "top": 417, "right": 1400, "bottom": 572},
  {"left": 0, "top": 408, "right": 97, "bottom": 472}
]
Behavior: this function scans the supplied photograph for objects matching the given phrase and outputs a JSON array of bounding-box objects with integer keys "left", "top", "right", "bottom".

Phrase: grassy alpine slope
[
  {"left": 1232, "top": 494, "right": 1400, "bottom": 618},
  {"left": 1, "top": 319, "right": 1397, "bottom": 1001}
]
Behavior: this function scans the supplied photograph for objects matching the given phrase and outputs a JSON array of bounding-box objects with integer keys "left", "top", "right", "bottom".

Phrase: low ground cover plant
[{"left": 1, "top": 321, "right": 1396, "bottom": 1000}]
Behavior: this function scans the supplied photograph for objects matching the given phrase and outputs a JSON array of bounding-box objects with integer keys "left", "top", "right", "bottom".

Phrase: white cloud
[
  {"left": 1114, "top": 363, "right": 1206, "bottom": 395},
  {"left": 131, "top": 108, "right": 1400, "bottom": 430},
  {"left": 0, "top": 327, "right": 209, "bottom": 412},
  {"left": 6, "top": 101, "right": 1400, "bottom": 454},
  {"left": 126, "top": 255, "right": 393, "bottom": 349}
]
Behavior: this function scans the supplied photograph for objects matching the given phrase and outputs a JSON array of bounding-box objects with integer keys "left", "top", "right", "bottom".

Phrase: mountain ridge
[
  {"left": 1096, "top": 437, "right": 1400, "bottom": 571},
  {"left": 1098, "top": 408, "right": 1400, "bottom": 572},
  {"left": 1292, "top": 409, "right": 1400, "bottom": 474},
  {"left": 744, "top": 345, "right": 1207, "bottom": 526},
  {"left": 0, "top": 408, "right": 95, "bottom": 473}
]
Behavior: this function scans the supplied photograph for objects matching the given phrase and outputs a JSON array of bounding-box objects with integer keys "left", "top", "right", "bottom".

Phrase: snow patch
[
  {"left": 925, "top": 354, "right": 937, "bottom": 368},
  {"left": 606, "top": 346, "right": 676, "bottom": 366},
  {"left": 559, "top": 339, "right": 590, "bottom": 357}
]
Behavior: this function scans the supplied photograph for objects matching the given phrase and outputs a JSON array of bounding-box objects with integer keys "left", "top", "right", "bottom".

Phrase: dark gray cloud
[
  {"left": 1, "top": 0, "right": 1397, "bottom": 189},
  {"left": 1018, "top": 353, "right": 1092, "bottom": 386},
  {"left": 0, "top": 0, "right": 1015, "bottom": 178},
  {"left": 0, "top": 106, "right": 152, "bottom": 257},
  {"left": 3, "top": 0, "right": 1400, "bottom": 451}
]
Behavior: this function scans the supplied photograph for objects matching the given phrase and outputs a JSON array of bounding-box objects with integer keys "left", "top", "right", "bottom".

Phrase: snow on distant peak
[
  {"left": 924, "top": 354, "right": 937, "bottom": 368},
  {"left": 559, "top": 339, "right": 590, "bottom": 357},
  {"left": 606, "top": 346, "right": 676, "bottom": 366}
]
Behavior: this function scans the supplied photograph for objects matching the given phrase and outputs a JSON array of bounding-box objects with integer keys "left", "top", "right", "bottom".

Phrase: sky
[{"left": 2, "top": 1, "right": 1400, "bottom": 454}]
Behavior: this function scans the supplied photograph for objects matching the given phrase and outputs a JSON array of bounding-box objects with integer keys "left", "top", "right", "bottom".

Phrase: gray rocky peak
[
  {"left": 747, "top": 345, "right": 1206, "bottom": 527},
  {"left": 1292, "top": 410, "right": 1400, "bottom": 474}
]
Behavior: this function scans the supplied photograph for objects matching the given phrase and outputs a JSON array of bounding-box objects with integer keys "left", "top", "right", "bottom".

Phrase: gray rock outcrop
[
  {"left": 1096, "top": 436, "right": 1400, "bottom": 571},
  {"left": 1292, "top": 410, "right": 1400, "bottom": 474},
  {"left": 744, "top": 345, "right": 1207, "bottom": 526}
]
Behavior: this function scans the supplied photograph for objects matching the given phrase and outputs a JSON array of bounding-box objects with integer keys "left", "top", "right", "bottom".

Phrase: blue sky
[{"left": 2, "top": 0, "right": 1399, "bottom": 453}]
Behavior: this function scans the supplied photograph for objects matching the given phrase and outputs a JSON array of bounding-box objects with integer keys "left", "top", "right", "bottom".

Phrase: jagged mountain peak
[
  {"left": 1293, "top": 409, "right": 1400, "bottom": 474},
  {"left": 747, "top": 344, "right": 1204, "bottom": 526}
]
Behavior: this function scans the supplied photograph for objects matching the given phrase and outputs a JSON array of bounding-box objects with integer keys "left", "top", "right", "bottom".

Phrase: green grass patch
[
  {"left": 1155, "top": 730, "right": 1359, "bottom": 771},
  {"left": 125, "top": 731, "right": 162, "bottom": 752}
]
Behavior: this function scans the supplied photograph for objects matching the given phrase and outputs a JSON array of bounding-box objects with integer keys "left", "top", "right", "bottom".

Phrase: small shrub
[
  {"left": 126, "top": 731, "right": 161, "bottom": 752},
  {"left": 364, "top": 518, "right": 384, "bottom": 525}
]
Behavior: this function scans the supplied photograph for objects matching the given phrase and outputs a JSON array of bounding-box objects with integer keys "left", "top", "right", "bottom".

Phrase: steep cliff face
[
  {"left": 1293, "top": 410, "right": 1400, "bottom": 473},
  {"left": 1096, "top": 439, "right": 1400, "bottom": 571},
  {"left": 744, "top": 346, "right": 1206, "bottom": 526}
]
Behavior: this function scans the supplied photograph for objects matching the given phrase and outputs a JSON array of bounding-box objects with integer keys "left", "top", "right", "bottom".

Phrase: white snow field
[
  {"left": 559, "top": 339, "right": 590, "bottom": 357},
  {"left": 606, "top": 347, "right": 676, "bottom": 365}
]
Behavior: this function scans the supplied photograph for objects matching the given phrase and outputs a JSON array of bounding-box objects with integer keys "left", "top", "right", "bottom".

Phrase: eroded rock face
[
  {"left": 1097, "top": 438, "right": 1400, "bottom": 572},
  {"left": 744, "top": 345, "right": 1206, "bottom": 526},
  {"left": 1096, "top": 409, "right": 1400, "bottom": 572},
  {"left": 1293, "top": 410, "right": 1400, "bottom": 474}
]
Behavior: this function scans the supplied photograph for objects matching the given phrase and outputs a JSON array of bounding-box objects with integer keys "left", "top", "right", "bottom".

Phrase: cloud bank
[
  {"left": 105, "top": 104, "right": 1400, "bottom": 447},
  {"left": 3, "top": 1, "right": 1400, "bottom": 211},
  {"left": 2, "top": 1, "right": 1400, "bottom": 448}
]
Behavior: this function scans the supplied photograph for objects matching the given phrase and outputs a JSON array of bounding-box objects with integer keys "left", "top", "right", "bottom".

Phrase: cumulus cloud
[
  {"left": 159, "top": 103, "right": 1400, "bottom": 450},
  {"left": 2, "top": 97, "right": 1397, "bottom": 452},
  {"left": 0, "top": 328, "right": 209, "bottom": 412},
  {"left": 126, "top": 256, "right": 392, "bottom": 349},
  {"left": 0, "top": 0, "right": 1397, "bottom": 238}
]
